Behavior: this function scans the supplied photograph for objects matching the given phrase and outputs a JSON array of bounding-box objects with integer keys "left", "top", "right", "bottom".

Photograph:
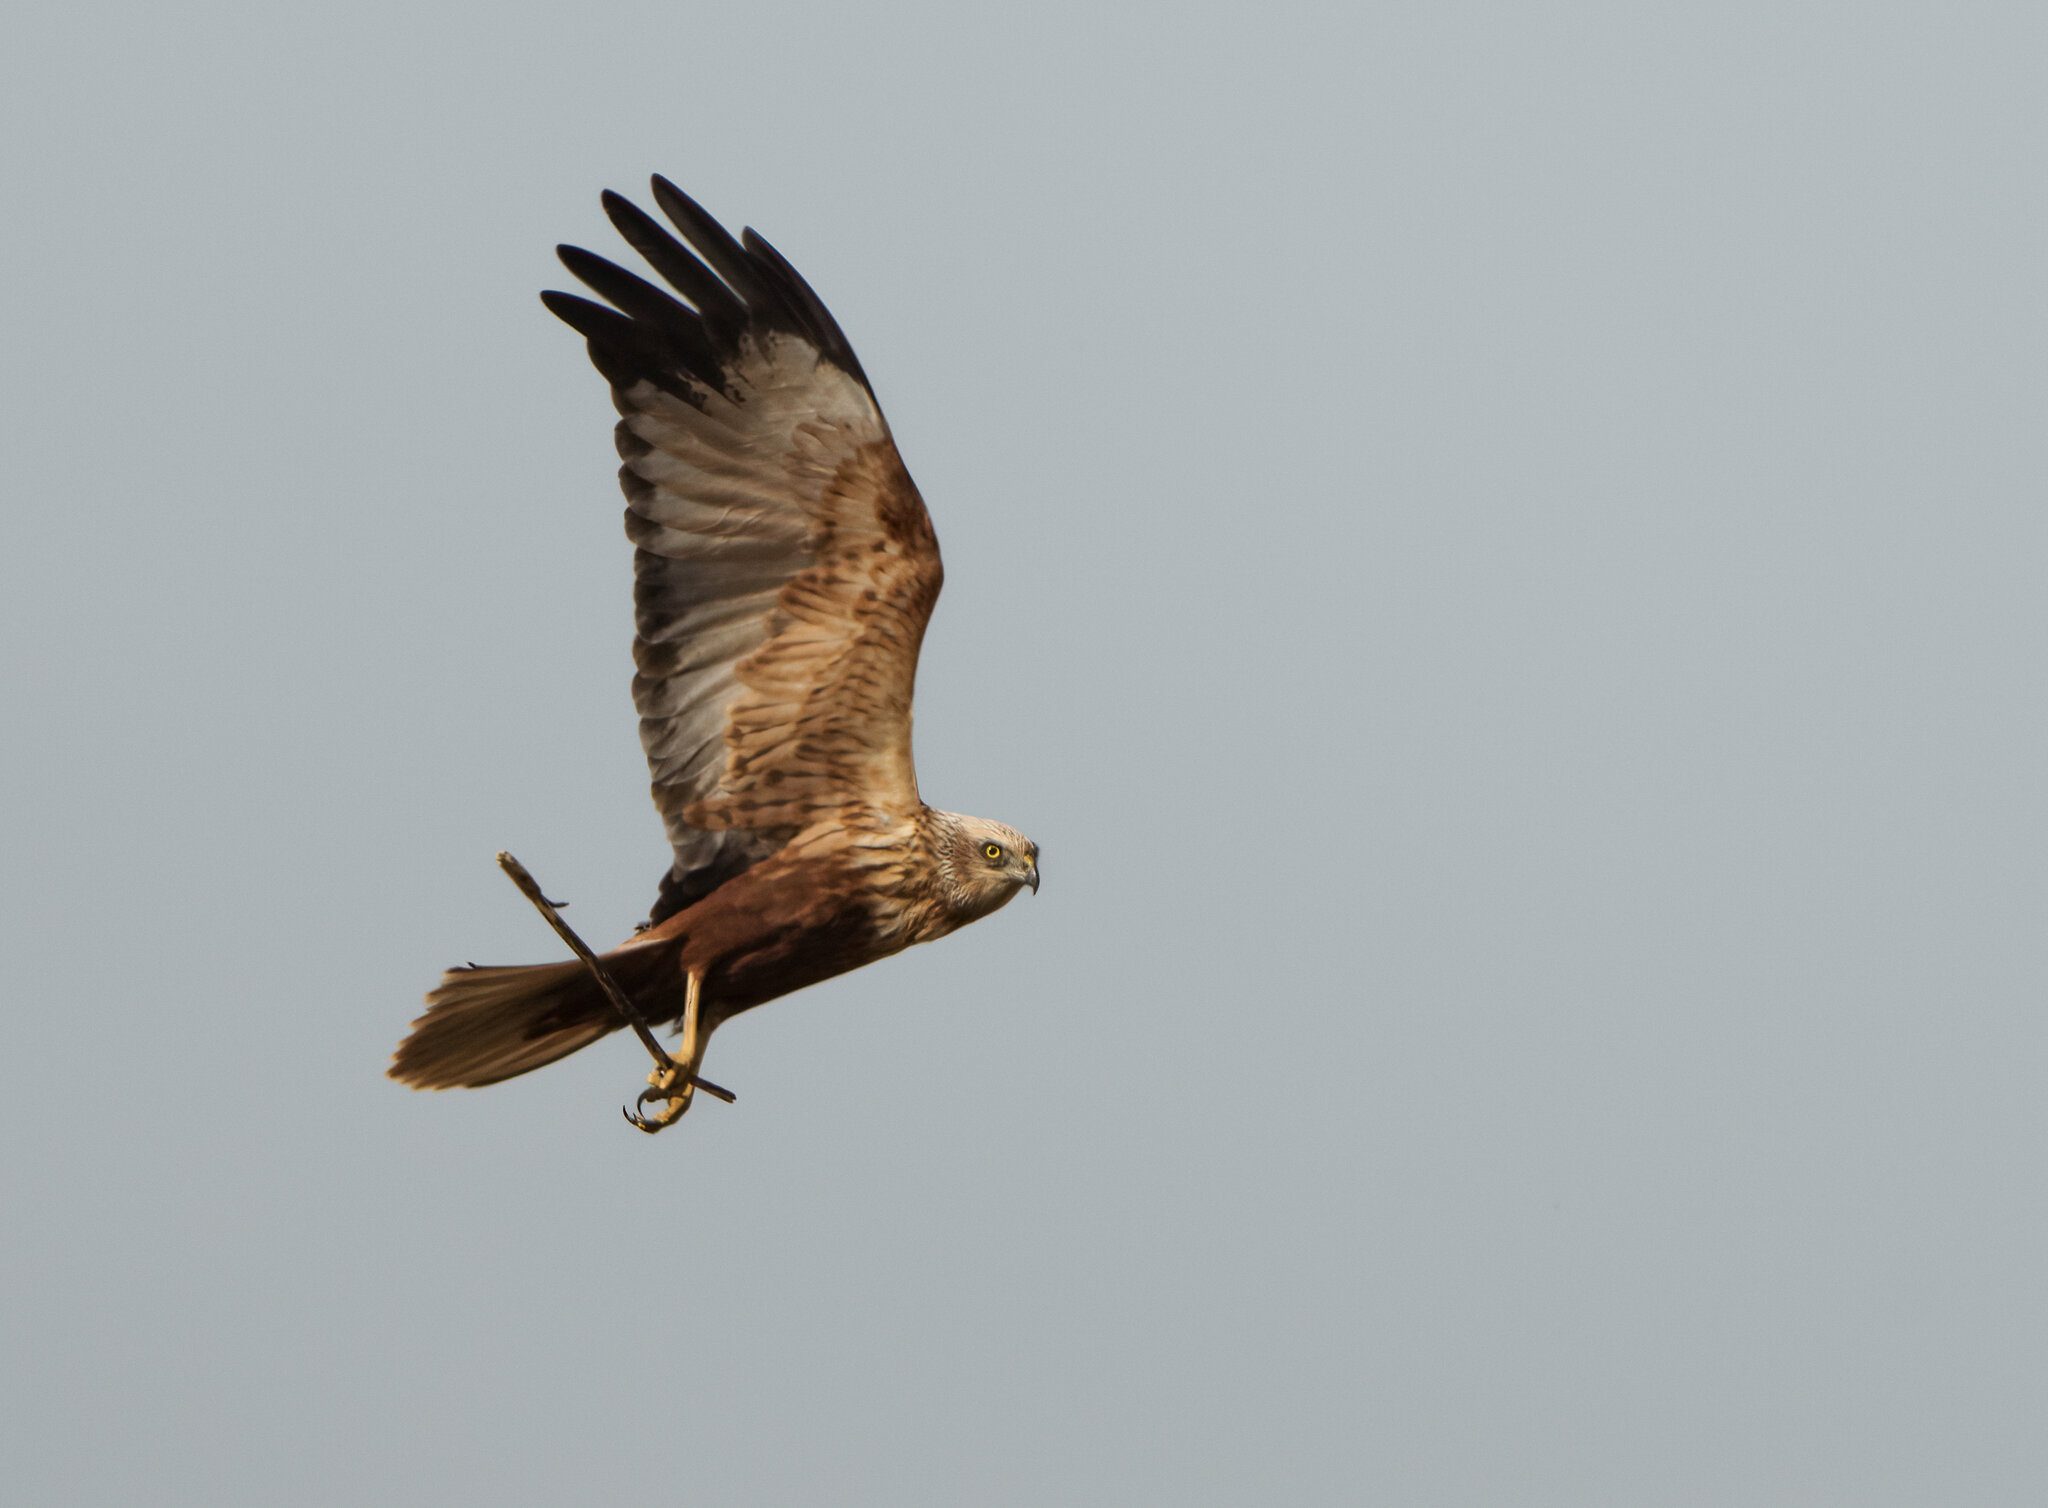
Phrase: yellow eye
[{"left": 983, "top": 842, "right": 1004, "bottom": 861}]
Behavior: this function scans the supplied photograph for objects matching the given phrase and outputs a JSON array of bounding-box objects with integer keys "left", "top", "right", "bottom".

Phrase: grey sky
[{"left": 7, "top": 2, "right": 2048, "bottom": 1503}]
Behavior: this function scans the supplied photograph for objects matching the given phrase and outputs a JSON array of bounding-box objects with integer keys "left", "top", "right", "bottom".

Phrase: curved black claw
[{"left": 622, "top": 1081, "right": 691, "bottom": 1134}]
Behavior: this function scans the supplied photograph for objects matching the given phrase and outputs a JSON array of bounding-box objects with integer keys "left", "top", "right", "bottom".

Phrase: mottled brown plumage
[{"left": 389, "top": 178, "right": 1038, "bottom": 1115}]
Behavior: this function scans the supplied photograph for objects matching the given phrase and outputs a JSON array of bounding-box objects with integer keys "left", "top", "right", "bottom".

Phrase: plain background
[{"left": 6, "top": 2, "right": 2047, "bottom": 1503}]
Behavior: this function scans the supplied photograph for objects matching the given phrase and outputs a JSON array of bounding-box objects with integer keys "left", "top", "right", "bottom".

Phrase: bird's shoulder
[{"left": 644, "top": 811, "right": 938, "bottom": 936}]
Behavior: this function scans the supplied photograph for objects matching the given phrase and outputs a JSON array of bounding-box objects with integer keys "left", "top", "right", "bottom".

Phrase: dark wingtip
[
  {"left": 739, "top": 226, "right": 870, "bottom": 386},
  {"left": 550, "top": 176, "right": 877, "bottom": 401},
  {"left": 553, "top": 243, "right": 613, "bottom": 284},
  {"left": 539, "top": 287, "right": 597, "bottom": 326},
  {"left": 647, "top": 176, "right": 772, "bottom": 305}
]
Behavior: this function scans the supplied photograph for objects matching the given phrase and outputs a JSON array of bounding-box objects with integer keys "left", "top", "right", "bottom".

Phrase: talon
[
  {"left": 630, "top": 1100, "right": 689, "bottom": 1131},
  {"left": 617, "top": 968, "right": 715, "bottom": 1133},
  {"left": 623, "top": 1102, "right": 673, "bottom": 1133},
  {"left": 623, "top": 1073, "right": 694, "bottom": 1132}
]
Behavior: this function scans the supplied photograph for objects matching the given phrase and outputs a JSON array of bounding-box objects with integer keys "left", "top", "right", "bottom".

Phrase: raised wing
[{"left": 544, "top": 178, "right": 944, "bottom": 925}]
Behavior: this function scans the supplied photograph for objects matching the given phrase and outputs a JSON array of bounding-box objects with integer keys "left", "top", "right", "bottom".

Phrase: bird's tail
[{"left": 389, "top": 942, "right": 672, "bottom": 1090}]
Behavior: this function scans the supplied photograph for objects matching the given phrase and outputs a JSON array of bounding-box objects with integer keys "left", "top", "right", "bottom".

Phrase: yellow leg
[{"left": 626, "top": 971, "right": 706, "bottom": 1133}]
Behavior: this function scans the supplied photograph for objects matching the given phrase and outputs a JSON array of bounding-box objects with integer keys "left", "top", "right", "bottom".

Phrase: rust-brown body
[{"left": 634, "top": 821, "right": 950, "bottom": 1031}]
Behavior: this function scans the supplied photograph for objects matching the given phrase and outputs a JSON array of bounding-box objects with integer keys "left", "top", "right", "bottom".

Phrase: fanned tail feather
[{"left": 390, "top": 945, "right": 670, "bottom": 1089}]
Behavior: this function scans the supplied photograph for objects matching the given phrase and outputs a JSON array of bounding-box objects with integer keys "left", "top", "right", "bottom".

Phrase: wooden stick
[{"left": 496, "top": 851, "right": 736, "bottom": 1104}]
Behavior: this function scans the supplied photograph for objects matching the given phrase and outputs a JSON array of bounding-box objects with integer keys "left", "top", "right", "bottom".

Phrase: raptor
[{"left": 390, "top": 177, "right": 1039, "bottom": 1130}]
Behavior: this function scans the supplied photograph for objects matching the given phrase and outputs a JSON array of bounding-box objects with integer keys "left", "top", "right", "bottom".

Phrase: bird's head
[{"left": 932, "top": 812, "right": 1040, "bottom": 920}]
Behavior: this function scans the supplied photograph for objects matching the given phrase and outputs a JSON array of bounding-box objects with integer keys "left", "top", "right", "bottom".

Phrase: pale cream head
[{"left": 930, "top": 811, "right": 1040, "bottom": 921}]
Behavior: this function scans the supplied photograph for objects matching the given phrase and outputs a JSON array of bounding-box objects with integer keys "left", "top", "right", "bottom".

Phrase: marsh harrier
[{"left": 390, "top": 178, "right": 1038, "bottom": 1129}]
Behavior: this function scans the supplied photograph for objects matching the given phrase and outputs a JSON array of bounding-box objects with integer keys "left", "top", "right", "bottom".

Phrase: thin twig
[{"left": 496, "top": 851, "right": 736, "bottom": 1103}]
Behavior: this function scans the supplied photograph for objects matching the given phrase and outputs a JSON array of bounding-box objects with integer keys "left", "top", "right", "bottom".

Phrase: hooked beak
[{"left": 1026, "top": 860, "right": 1040, "bottom": 895}]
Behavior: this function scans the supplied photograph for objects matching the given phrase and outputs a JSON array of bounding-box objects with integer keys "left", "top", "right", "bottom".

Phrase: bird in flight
[{"left": 390, "top": 177, "right": 1039, "bottom": 1130}]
